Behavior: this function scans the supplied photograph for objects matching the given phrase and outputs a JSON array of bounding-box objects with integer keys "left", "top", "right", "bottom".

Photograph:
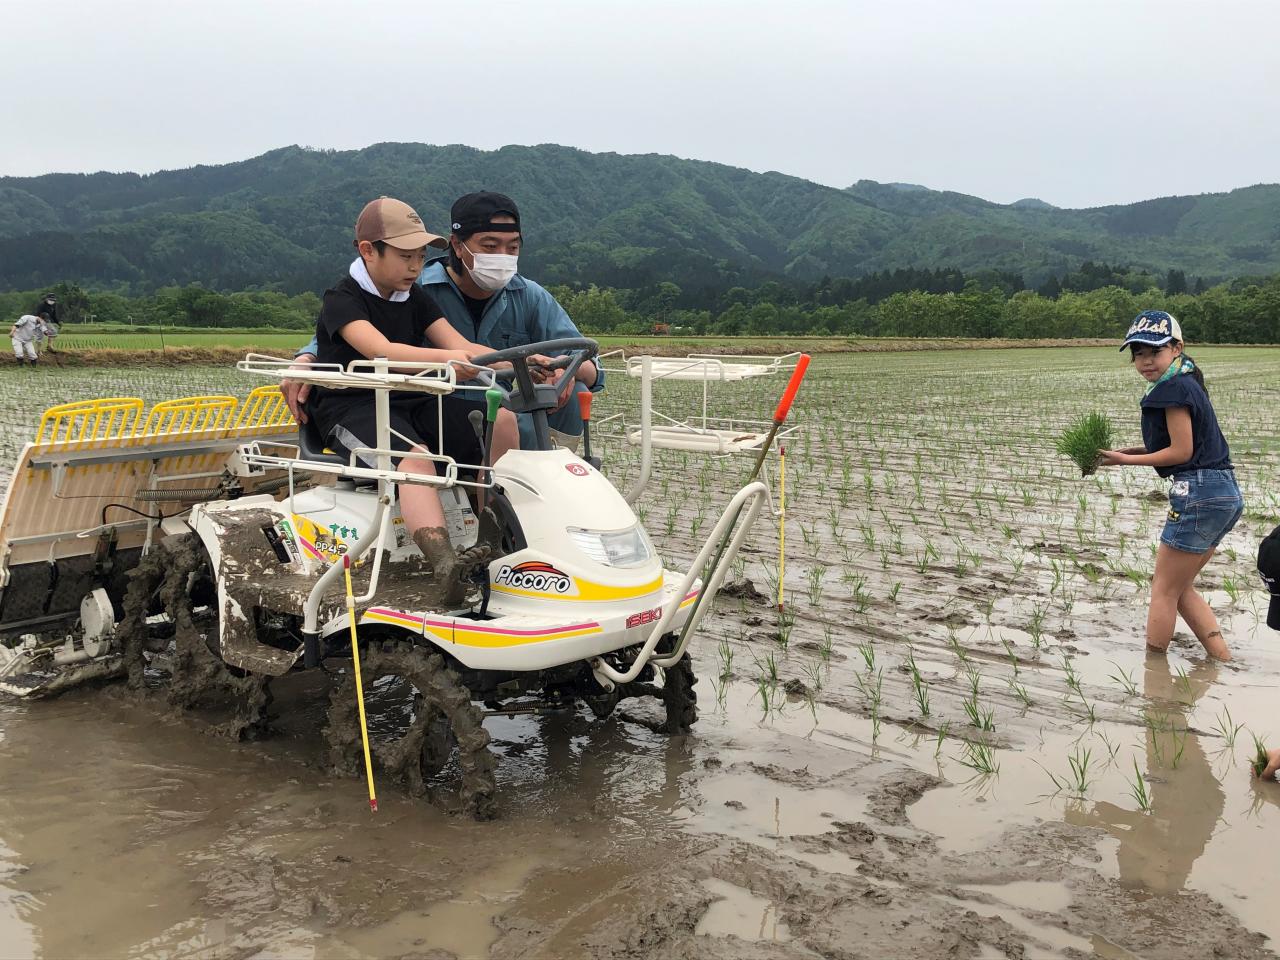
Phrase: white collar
[{"left": 349, "top": 257, "right": 410, "bottom": 302}]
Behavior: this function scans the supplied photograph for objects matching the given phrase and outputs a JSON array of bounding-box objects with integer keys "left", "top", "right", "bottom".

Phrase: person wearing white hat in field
[
  {"left": 9, "top": 314, "right": 41, "bottom": 366},
  {"left": 1097, "top": 310, "right": 1243, "bottom": 661}
]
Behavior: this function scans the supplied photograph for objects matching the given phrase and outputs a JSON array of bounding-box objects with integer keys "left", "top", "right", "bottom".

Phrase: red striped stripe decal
[{"left": 365, "top": 607, "right": 601, "bottom": 636}]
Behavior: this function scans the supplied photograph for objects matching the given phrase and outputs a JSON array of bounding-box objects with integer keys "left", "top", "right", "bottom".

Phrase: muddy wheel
[
  {"left": 661, "top": 655, "right": 698, "bottom": 735},
  {"left": 606, "top": 647, "right": 699, "bottom": 736},
  {"left": 153, "top": 535, "right": 273, "bottom": 740},
  {"left": 117, "top": 548, "right": 169, "bottom": 690},
  {"left": 325, "top": 639, "right": 497, "bottom": 820}
]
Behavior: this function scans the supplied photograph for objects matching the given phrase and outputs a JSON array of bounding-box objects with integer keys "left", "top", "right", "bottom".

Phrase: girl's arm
[{"left": 1100, "top": 407, "right": 1193, "bottom": 467}]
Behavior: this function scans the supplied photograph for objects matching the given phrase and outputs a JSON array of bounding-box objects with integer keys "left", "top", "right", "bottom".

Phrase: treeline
[
  {"left": 3, "top": 271, "right": 1277, "bottom": 345},
  {"left": 550, "top": 273, "right": 1280, "bottom": 343},
  {"left": 0, "top": 282, "right": 319, "bottom": 330}
]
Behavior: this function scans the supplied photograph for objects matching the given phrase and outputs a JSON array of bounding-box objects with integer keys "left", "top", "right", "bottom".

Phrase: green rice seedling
[
  {"left": 1007, "top": 676, "right": 1033, "bottom": 708},
  {"left": 756, "top": 676, "right": 773, "bottom": 717},
  {"left": 856, "top": 640, "right": 876, "bottom": 674},
  {"left": 1001, "top": 637, "right": 1019, "bottom": 675},
  {"left": 1171, "top": 725, "right": 1187, "bottom": 768},
  {"left": 1045, "top": 745, "right": 1094, "bottom": 796},
  {"left": 819, "top": 624, "right": 834, "bottom": 661},
  {"left": 911, "top": 676, "right": 931, "bottom": 718},
  {"left": 1122, "top": 565, "right": 1148, "bottom": 591},
  {"left": 1107, "top": 661, "right": 1138, "bottom": 697},
  {"left": 1126, "top": 759, "right": 1153, "bottom": 813},
  {"left": 962, "top": 691, "right": 995, "bottom": 731},
  {"left": 759, "top": 560, "right": 781, "bottom": 606},
  {"left": 752, "top": 649, "right": 780, "bottom": 686},
  {"left": 803, "top": 659, "right": 823, "bottom": 694},
  {"left": 1055, "top": 412, "right": 1115, "bottom": 476},
  {"left": 958, "top": 740, "right": 999, "bottom": 776},
  {"left": 1097, "top": 729, "right": 1120, "bottom": 761},
  {"left": 1174, "top": 665, "right": 1192, "bottom": 699},
  {"left": 1222, "top": 574, "right": 1241, "bottom": 605},
  {"left": 776, "top": 604, "right": 795, "bottom": 649},
  {"left": 964, "top": 663, "right": 983, "bottom": 699},
  {"left": 934, "top": 721, "right": 951, "bottom": 758},
  {"left": 871, "top": 705, "right": 882, "bottom": 742},
  {"left": 1027, "top": 603, "right": 1047, "bottom": 650},
  {"left": 707, "top": 675, "right": 727, "bottom": 710},
  {"left": 1212, "top": 705, "right": 1243, "bottom": 748},
  {"left": 1251, "top": 732, "right": 1271, "bottom": 777},
  {"left": 1077, "top": 695, "right": 1098, "bottom": 725},
  {"left": 806, "top": 564, "right": 828, "bottom": 606},
  {"left": 717, "top": 638, "right": 734, "bottom": 680},
  {"left": 889, "top": 581, "right": 902, "bottom": 607},
  {"left": 1061, "top": 654, "right": 1082, "bottom": 696}
]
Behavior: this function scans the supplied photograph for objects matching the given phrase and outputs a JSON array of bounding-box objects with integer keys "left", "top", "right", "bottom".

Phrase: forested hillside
[{"left": 2, "top": 143, "right": 1278, "bottom": 296}]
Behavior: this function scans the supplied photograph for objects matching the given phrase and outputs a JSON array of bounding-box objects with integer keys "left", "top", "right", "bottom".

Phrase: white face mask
[{"left": 462, "top": 244, "right": 518, "bottom": 292}]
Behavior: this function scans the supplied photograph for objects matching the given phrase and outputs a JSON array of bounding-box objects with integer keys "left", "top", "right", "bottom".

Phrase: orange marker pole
[
  {"left": 676, "top": 356, "right": 812, "bottom": 646},
  {"left": 343, "top": 553, "right": 378, "bottom": 813}
]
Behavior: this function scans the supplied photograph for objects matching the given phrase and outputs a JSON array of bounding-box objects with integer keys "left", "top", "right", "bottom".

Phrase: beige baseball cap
[{"left": 355, "top": 197, "right": 447, "bottom": 250}]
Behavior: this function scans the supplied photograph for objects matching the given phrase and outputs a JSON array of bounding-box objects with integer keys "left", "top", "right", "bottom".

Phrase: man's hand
[{"left": 283, "top": 353, "right": 316, "bottom": 424}]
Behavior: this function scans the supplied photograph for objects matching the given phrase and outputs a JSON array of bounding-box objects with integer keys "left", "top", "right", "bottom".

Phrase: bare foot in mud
[{"left": 1200, "top": 630, "right": 1231, "bottom": 661}]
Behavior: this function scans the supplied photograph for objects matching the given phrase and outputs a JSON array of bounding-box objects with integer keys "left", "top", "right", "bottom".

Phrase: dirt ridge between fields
[{"left": 15, "top": 338, "right": 1154, "bottom": 367}]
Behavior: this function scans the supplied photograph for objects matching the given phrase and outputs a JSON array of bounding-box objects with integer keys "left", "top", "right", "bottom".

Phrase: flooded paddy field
[{"left": 2, "top": 345, "right": 1279, "bottom": 959}]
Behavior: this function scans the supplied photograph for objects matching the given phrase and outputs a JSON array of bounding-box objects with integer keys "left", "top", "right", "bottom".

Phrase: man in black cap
[{"left": 288, "top": 192, "right": 601, "bottom": 451}]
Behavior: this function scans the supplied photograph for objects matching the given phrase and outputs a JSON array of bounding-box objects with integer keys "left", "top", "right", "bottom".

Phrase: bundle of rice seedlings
[
  {"left": 1055, "top": 412, "right": 1115, "bottom": 476},
  {"left": 1251, "top": 733, "right": 1271, "bottom": 778}
]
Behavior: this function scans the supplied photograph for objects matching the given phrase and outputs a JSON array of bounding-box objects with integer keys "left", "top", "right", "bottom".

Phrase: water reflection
[{"left": 1066, "top": 655, "right": 1224, "bottom": 894}]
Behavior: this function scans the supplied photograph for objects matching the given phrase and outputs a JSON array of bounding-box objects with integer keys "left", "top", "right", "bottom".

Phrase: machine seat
[{"left": 298, "top": 417, "right": 347, "bottom": 466}]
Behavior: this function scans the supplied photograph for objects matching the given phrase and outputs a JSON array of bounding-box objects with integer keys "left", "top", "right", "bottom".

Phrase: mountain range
[{"left": 1, "top": 142, "right": 1277, "bottom": 294}]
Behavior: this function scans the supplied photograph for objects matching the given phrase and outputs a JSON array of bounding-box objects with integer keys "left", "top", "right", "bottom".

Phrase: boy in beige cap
[{"left": 308, "top": 197, "right": 518, "bottom": 604}]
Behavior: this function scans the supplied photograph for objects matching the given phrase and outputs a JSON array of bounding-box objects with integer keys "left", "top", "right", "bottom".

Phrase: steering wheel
[{"left": 470, "top": 337, "right": 598, "bottom": 415}]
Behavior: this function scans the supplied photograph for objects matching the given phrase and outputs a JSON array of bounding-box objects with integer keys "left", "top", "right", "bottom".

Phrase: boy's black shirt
[
  {"left": 312, "top": 275, "right": 446, "bottom": 412},
  {"left": 1140, "top": 372, "right": 1232, "bottom": 477}
]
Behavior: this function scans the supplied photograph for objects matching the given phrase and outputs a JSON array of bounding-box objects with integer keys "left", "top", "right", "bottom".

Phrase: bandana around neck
[
  {"left": 349, "top": 257, "right": 410, "bottom": 302},
  {"left": 1146, "top": 354, "right": 1195, "bottom": 395}
]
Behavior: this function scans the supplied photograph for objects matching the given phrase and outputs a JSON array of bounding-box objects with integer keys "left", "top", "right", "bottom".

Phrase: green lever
[{"left": 486, "top": 388, "right": 502, "bottom": 423}]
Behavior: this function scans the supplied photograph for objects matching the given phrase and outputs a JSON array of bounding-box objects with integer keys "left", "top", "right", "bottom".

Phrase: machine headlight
[{"left": 568, "top": 524, "right": 654, "bottom": 568}]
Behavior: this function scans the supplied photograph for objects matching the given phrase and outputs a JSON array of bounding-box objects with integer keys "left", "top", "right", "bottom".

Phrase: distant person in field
[
  {"left": 306, "top": 196, "right": 518, "bottom": 602},
  {"left": 36, "top": 294, "right": 59, "bottom": 353},
  {"left": 1097, "top": 310, "right": 1242, "bottom": 661},
  {"left": 9, "top": 314, "right": 41, "bottom": 366},
  {"left": 285, "top": 192, "right": 601, "bottom": 451}
]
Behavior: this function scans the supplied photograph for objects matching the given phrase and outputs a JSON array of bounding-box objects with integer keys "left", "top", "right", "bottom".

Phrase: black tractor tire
[{"left": 325, "top": 638, "right": 497, "bottom": 820}]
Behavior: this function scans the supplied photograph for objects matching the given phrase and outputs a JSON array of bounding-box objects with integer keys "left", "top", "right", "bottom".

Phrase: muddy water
[{"left": 4, "top": 350, "right": 1280, "bottom": 958}]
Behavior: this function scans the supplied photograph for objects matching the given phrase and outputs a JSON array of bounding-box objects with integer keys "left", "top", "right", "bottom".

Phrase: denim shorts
[{"left": 1161, "top": 468, "right": 1243, "bottom": 554}]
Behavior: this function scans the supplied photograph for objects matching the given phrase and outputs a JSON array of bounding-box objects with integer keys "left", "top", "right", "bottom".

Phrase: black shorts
[{"left": 310, "top": 391, "right": 486, "bottom": 470}]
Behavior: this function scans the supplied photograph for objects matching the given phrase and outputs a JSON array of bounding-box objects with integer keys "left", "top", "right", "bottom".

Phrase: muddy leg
[
  {"left": 1146, "top": 543, "right": 1212, "bottom": 656},
  {"left": 412, "top": 527, "right": 490, "bottom": 608},
  {"left": 1175, "top": 548, "right": 1230, "bottom": 661}
]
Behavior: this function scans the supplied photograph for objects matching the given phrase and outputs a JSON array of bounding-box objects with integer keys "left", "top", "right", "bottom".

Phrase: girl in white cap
[{"left": 1097, "top": 310, "right": 1242, "bottom": 661}]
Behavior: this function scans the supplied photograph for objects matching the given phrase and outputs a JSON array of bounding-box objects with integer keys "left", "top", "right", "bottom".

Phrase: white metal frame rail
[{"left": 595, "top": 350, "right": 801, "bottom": 512}]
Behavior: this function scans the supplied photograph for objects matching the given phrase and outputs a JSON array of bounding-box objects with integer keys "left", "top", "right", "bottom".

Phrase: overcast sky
[{"left": 2, "top": 0, "right": 1276, "bottom": 208}]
